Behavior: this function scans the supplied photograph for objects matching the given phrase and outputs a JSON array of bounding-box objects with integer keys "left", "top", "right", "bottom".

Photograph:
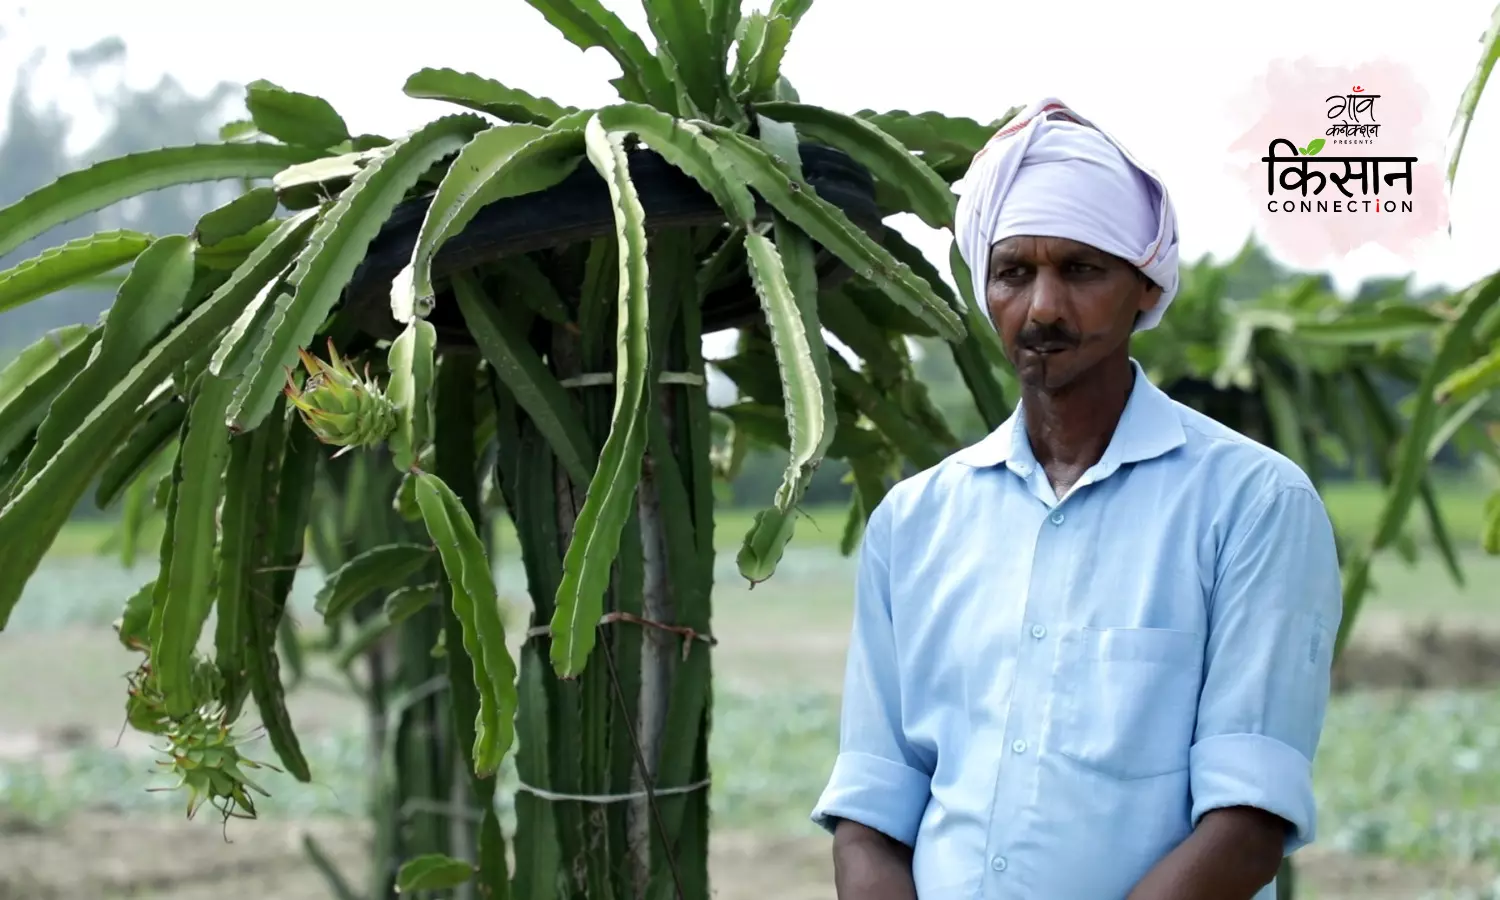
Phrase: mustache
[{"left": 1016, "top": 322, "right": 1080, "bottom": 348}]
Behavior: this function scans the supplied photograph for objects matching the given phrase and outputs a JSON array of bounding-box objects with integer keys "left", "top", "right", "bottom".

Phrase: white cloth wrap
[{"left": 954, "top": 98, "right": 1181, "bottom": 333}]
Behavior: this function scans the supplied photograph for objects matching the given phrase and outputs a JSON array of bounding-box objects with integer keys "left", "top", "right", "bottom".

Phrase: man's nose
[{"left": 1027, "top": 268, "right": 1068, "bottom": 324}]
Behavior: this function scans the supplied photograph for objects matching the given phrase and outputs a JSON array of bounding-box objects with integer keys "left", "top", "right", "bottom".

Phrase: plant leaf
[
  {"left": 17, "top": 235, "right": 197, "bottom": 490},
  {"left": 414, "top": 472, "right": 518, "bottom": 777},
  {"left": 1289, "top": 305, "right": 1444, "bottom": 345},
  {"left": 214, "top": 418, "right": 275, "bottom": 721},
  {"left": 828, "top": 353, "right": 943, "bottom": 470},
  {"left": 220, "top": 120, "right": 261, "bottom": 142},
  {"left": 494, "top": 255, "right": 572, "bottom": 324},
  {"left": 194, "top": 187, "right": 280, "bottom": 247},
  {"left": 451, "top": 273, "right": 595, "bottom": 485},
  {"left": 403, "top": 67, "right": 578, "bottom": 125},
  {"left": 95, "top": 397, "right": 186, "bottom": 510},
  {"left": 1255, "top": 360, "right": 1311, "bottom": 474},
  {"left": 755, "top": 100, "right": 957, "bottom": 228},
  {"left": 719, "top": 401, "right": 883, "bottom": 459},
  {"left": 854, "top": 108, "right": 1013, "bottom": 181},
  {"left": 0, "top": 210, "right": 317, "bottom": 630},
  {"left": 521, "top": 0, "right": 676, "bottom": 109},
  {"left": 0, "top": 325, "right": 96, "bottom": 465},
  {"left": 116, "top": 580, "right": 156, "bottom": 652},
  {"left": 1337, "top": 272, "right": 1500, "bottom": 655},
  {"left": 208, "top": 264, "right": 291, "bottom": 380},
  {"left": 332, "top": 609, "right": 397, "bottom": 671},
  {"left": 1449, "top": 3, "right": 1500, "bottom": 185},
  {"left": 393, "top": 123, "right": 585, "bottom": 321},
  {"left": 737, "top": 118, "right": 835, "bottom": 584},
  {"left": 732, "top": 13, "right": 793, "bottom": 100},
  {"left": 0, "top": 143, "right": 312, "bottom": 259},
  {"left": 768, "top": 0, "right": 814, "bottom": 27},
  {"left": 704, "top": 0, "right": 744, "bottom": 114},
  {"left": 1436, "top": 345, "right": 1500, "bottom": 404},
  {"left": 549, "top": 116, "right": 653, "bottom": 679},
  {"left": 246, "top": 412, "right": 316, "bottom": 781},
  {"left": 643, "top": 0, "right": 727, "bottom": 117},
  {"left": 595, "top": 103, "right": 754, "bottom": 219},
  {"left": 1427, "top": 392, "right": 1489, "bottom": 460},
  {"left": 271, "top": 150, "right": 378, "bottom": 195},
  {"left": 396, "top": 854, "right": 476, "bottom": 893},
  {"left": 0, "top": 231, "right": 152, "bottom": 314},
  {"left": 387, "top": 318, "right": 438, "bottom": 472},
  {"left": 314, "top": 543, "right": 435, "bottom": 622},
  {"left": 228, "top": 114, "right": 489, "bottom": 432},
  {"left": 385, "top": 584, "right": 440, "bottom": 623},
  {"left": 884, "top": 236, "right": 1011, "bottom": 428},
  {"left": 245, "top": 79, "right": 351, "bottom": 149},
  {"left": 706, "top": 125, "right": 965, "bottom": 340},
  {"left": 150, "top": 373, "right": 237, "bottom": 717},
  {"left": 194, "top": 219, "right": 284, "bottom": 271}
]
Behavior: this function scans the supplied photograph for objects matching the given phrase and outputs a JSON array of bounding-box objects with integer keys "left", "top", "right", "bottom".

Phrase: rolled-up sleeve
[
  {"left": 1191, "top": 482, "right": 1343, "bottom": 855},
  {"left": 810, "top": 498, "right": 932, "bottom": 846}
]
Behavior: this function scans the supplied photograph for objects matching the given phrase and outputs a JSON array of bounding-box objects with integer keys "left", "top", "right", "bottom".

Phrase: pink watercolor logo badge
[{"left": 1229, "top": 60, "right": 1449, "bottom": 267}]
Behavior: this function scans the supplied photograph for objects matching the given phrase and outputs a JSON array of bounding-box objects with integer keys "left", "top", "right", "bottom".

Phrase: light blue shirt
[{"left": 811, "top": 361, "right": 1343, "bottom": 899}]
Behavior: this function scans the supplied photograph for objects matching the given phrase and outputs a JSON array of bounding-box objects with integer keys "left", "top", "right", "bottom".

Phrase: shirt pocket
[{"left": 1052, "top": 626, "right": 1204, "bottom": 781}]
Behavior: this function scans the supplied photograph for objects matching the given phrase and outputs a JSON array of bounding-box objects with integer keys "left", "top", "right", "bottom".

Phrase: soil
[{"left": 1334, "top": 614, "right": 1500, "bottom": 692}]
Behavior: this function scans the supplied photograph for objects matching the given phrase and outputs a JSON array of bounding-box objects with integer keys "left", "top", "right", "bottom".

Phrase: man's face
[{"left": 986, "top": 235, "right": 1162, "bottom": 393}]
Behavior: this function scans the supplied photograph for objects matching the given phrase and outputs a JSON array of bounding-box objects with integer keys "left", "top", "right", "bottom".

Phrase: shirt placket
[{"left": 982, "top": 482, "right": 1075, "bottom": 898}]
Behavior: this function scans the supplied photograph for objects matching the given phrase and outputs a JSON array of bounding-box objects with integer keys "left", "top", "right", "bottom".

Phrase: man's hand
[
  {"left": 1125, "top": 806, "right": 1288, "bottom": 900},
  {"left": 832, "top": 818, "right": 919, "bottom": 900}
]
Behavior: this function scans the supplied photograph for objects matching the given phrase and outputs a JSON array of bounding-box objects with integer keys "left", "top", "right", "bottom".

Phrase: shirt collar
[{"left": 954, "top": 359, "right": 1187, "bottom": 482}]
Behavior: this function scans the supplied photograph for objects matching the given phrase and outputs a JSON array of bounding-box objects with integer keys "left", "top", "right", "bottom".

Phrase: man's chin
[{"left": 1016, "top": 353, "right": 1081, "bottom": 392}]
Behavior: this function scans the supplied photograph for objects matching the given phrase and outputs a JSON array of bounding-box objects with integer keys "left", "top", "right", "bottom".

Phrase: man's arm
[
  {"left": 1125, "top": 807, "right": 1287, "bottom": 899},
  {"left": 809, "top": 498, "right": 932, "bottom": 899},
  {"left": 1130, "top": 482, "right": 1343, "bottom": 900},
  {"left": 832, "top": 819, "right": 919, "bottom": 900}
]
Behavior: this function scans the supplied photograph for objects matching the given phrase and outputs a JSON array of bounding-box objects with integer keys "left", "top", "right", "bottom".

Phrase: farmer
[{"left": 810, "top": 98, "right": 1343, "bottom": 900}]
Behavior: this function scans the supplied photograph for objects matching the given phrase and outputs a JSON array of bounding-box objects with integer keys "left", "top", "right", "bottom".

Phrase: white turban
[{"left": 954, "top": 98, "right": 1180, "bottom": 333}]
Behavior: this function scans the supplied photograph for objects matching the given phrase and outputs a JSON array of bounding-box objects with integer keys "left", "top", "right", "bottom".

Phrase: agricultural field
[{"left": 2, "top": 481, "right": 1500, "bottom": 899}]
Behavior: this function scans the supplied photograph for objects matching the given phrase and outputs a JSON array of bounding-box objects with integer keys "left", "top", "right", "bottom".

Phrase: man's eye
[
  {"left": 1067, "top": 261, "right": 1103, "bottom": 275},
  {"left": 993, "top": 266, "right": 1025, "bottom": 281}
]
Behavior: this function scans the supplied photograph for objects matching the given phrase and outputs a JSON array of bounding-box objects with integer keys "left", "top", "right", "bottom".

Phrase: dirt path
[
  {"left": 1334, "top": 613, "right": 1500, "bottom": 692},
  {"left": 0, "top": 813, "right": 1491, "bottom": 900}
]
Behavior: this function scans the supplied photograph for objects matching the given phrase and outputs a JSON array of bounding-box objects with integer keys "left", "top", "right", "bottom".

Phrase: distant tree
[{"left": 0, "top": 35, "right": 240, "bottom": 357}]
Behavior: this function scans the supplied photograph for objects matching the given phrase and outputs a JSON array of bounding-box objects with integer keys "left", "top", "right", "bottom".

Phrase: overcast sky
[{"left": 4, "top": 0, "right": 1499, "bottom": 301}]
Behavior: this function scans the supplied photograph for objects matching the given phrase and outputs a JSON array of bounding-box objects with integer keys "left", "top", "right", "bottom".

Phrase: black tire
[{"left": 341, "top": 142, "right": 881, "bottom": 345}]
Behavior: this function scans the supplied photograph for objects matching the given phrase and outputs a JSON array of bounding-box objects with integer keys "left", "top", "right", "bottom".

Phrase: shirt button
[
  {"left": 991, "top": 856, "right": 1008, "bottom": 872},
  {"left": 1050, "top": 512, "right": 1065, "bottom": 525},
  {"left": 1012, "top": 739, "right": 1027, "bottom": 754},
  {"left": 1031, "top": 624, "right": 1047, "bottom": 639}
]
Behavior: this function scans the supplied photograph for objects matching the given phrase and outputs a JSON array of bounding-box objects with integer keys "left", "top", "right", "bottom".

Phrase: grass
[
  {"left": 6, "top": 681, "right": 1500, "bottom": 872},
  {"left": 0, "top": 686, "right": 841, "bottom": 835},
  {"left": 1318, "top": 690, "right": 1500, "bottom": 865}
]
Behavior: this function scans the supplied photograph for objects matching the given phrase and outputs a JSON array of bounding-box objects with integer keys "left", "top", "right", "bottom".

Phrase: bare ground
[{"left": 1333, "top": 612, "right": 1500, "bottom": 692}]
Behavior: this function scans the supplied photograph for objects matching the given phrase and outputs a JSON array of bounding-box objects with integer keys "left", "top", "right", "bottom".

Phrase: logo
[
  {"left": 1326, "top": 85, "right": 1379, "bottom": 144},
  {"left": 1264, "top": 85, "right": 1416, "bottom": 214},
  {"left": 1229, "top": 59, "right": 1448, "bottom": 266}
]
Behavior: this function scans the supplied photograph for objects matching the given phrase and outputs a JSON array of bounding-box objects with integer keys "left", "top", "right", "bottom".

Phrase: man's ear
[{"left": 1135, "top": 272, "right": 1164, "bottom": 313}]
